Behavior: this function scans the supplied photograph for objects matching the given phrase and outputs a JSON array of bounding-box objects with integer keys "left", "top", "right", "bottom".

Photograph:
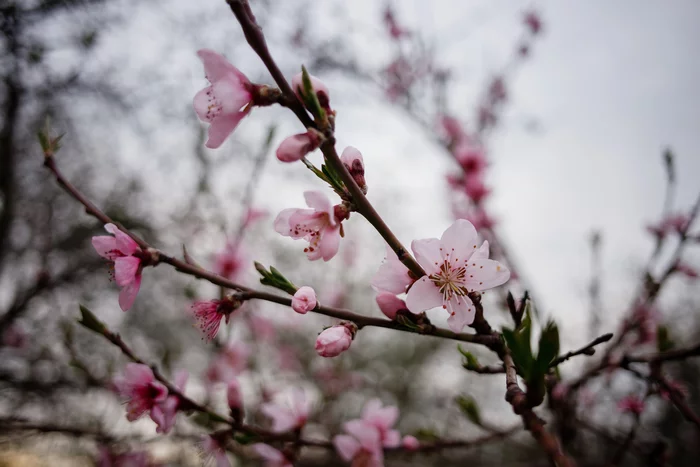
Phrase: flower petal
[
  {"left": 110, "top": 227, "right": 138, "bottom": 255},
  {"left": 193, "top": 86, "right": 216, "bottom": 122},
  {"left": 411, "top": 238, "right": 442, "bottom": 274},
  {"left": 383, "top": 429, "right": 401, "bottom": 448},
  {"left": 273, "top": 209, "right": 296, "bottom": 236},
  {"left": 471, "top": 240, "right": 490, "bottom": 261},
  {"left": 405, "top": 277, "right": 443, "bottom": 313},
  {"left": 252, "top": 443, "right": 284, "bottom": 462},
  {"left": 446, "top": 294, "right": 475, "bottom": 332},
  {"left": 197, "top": 49, "right": 240, "bottom": 83},
  {"left": 371, "top": 259, "right": 412, "bottom": 294},
  {"left": 464, "top": 258, "right": 510, "bottom": 291},
  {"left": 114, "top": 256, "right": 140, "bottom": 287},
  {"left": 320, "top": 227, "right": 341, "bottom": 261},
  {"left": 333, "top": 435, "right": 361, "bottom": 462},
  {"left": 205, "top": 111, "right": 247, "bottom": 149},
  {"left": 440, "top": 219, "right": 479, "bottom": 263},
  {"left": 91, "top": 235, "right": 118, "bottom": 259},
  {"left": 118, "top": 274, "right": 142, "bottom": 311}
]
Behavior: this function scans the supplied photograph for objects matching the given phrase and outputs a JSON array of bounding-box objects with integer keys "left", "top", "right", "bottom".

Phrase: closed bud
[
  {"left": 340, "top": 146, "right": 367, "bottom": 193},
  {"left": 276, "top": 130, "right": 322, "bottom": 163}
]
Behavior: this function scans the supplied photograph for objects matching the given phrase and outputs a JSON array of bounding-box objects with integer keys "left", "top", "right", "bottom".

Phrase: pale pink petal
[
  {"left": 205, "top": 111, "right": 247, "bottom": 149},
  {"left": 446, "top": 294, "right": 475, "bottom": 332},
  {"left": 114, "top": 256, "right": 140, "bottom": 286},
  {"left": 405, "top": 277, "right": 443, "bottom": 313},
  {"left": 333, "top": 435, "right": 361, "bottom": 462},
  {"left": 440, "top": 219, "right": 479, "bottom": 263},
  {"left": 261, "top": 405, "right": 296, "bottom": 433},
  {"left": 197, "top": 49, "right": 241, "bottom": 83},
  {"left": 471, "top": 240, "right": 490, "bottom": 260},
  {"left": 464, "top": 258, "right": 510, "bottom": 291},
  {"left": 375, "top": 293, "right": 406, "bottom": 319},
  {"left": 212, "top": 78, "right": 251, "bottom": 114},
  {"left": 215, "top": 452, "right": 232, "bottom": 467},
  {"left": 361, "top": 399, "right": 383, "bottom": 419},
  {"left": 273, "top": 209, "right": 297, "bottom": 236},
  {"left": 118, "top": 274, "right": 142, "bottom": 311},
  {"left": 345, "top": 421, "right": 382, "bottom": 452},
  {"left": 371, "top": 406, "right": 398, "bottom": 431},
  {"left": 371, "top": 260, "right": 412, "bottom": 294},
  {"left": 194, "top": 86, "right": 216, "bottom": 122},
  {"left": 383, "top": 429, "right": 401, "bottom": 448},
  {"left": 173, "top": 370, "right": 188, "bottom": 391},
  {"left": 91, "top": 235, "right": 118, "bottom": 259},
  {"left": 320, "top": 227, "right": 341, "bottom": 261},
  {"left": 252, "top": 443, "right": 285, "bottom": 463},
  {"left": 411, "top": 238, "right": 442, "bottom": 274},
  {"left": 108, "top": 225, "right": 138, "bottom": 255},
  {"left": 304, "top": 191, "right": 335, "bottom": 225}
]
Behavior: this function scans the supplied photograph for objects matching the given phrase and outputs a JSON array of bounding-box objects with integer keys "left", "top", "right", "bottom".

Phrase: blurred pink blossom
[
  {"left": 524, "top": 11, "right": 542, "bottom": 35},
  {"left": 113, "top": 363, "right": 168, "bottom": 424},
  {"left": 194, "top": 49, "right": 252, "bottom": 149},
  {"left": 97, "top": 447, "right": 151, "bottom": 467},
  {"left": 206, "top": 342, "right": 250, "bottom": 385},
  {"left": 227, "top": 378, "right": 243, "bottom": 411},
  {"left": 454, "top": 144, "right": 488, "bottom": 175},
  {"left": 201, "top": 436, "right": 231, "bottom": 467},
  {"left": 618, "top": 395, "right": 645, "bottom": 415},
  {"left": 252, "top": 444, "right": 292, "bottom": 467},
  {"left": 260, "top": 388, "right": 310, "bottom": 433},
  {"left": 92, "top": 223, "right": 144, "bottom": 311},
  {"left": 405, "top": 220, "right": 509, "bottom": 332},
  {"left": 274, "top": 191, "right": 342, "bottom": 262},
  {"left": 243, "top": 207, "right": 268, "bottom": 227},
  {"left": 438, "top": 115, "right": 467, "bottom": 144},
  {"left": 371, "top": 244, "right": 414, "bottom": 295},
  {"left": 151, "top": 370, "right": 188, "bottom": 434},
  {"left": 463, "top": 173, "right": 491, "bottom": 203},
  {"left": 402, "top": 435, "right": 420, "bottom": 451},
  {"left": 248, "top": 315, "right": 276, "bottom": 341},
  {"left": 213, "top": 243, "right": 247, "bottom": 283}
]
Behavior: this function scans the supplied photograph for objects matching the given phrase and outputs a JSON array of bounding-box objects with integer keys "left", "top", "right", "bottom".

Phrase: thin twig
[{"left": 551, "top": 333, "right": 614, "bottom": 367}]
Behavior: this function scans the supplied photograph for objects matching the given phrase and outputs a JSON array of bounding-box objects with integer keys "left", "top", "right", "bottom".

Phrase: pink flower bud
[
  {"left": 227, "top": 378, "right": 243, "bottom": 411},
  {"left": 292, "top": 286, "right": 317, "bottom": 314},
  {"left": 315, "top": 325, "right": 353, "bottom": 358},
  {"left": 291, "top": 72, "right": 331, "bottom": 110},
  {"left": 276, "top": 130, "right": 321, "bottom": 163},
  {"left": 402, "top": 435, "right": 420, "bottom": 451},
  {"left": 340, "top": 146, "right": 366, "bottom": 192},
  {"left": 375, "top": 293, "right": 406, "bottom": 320}
]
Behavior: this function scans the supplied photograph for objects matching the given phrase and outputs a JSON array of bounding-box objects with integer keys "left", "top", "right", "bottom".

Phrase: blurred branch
[{"left": 551, "top": 333, "right": 614, "bottom": 367}]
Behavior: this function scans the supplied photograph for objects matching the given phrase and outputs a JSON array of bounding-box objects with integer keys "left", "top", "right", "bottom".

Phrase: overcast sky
[{"left": 90, "top": 0, "right": 700, "bottom": 355}]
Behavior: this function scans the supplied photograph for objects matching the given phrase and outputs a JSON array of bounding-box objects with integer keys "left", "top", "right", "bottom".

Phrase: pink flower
[
  {"left": 315, "top": 325, "right": 353, "bottom": 358},
  {"left": 383, "top": 6, "right": 410, "bottom": 39},
  {"left": 463, "top": 173, "right": 491, "bottom": 203},
  {"left": 276, "top": 130, "right": 321, "bottom": 163},
  {"left": 274, "top": 191, "right": 342, "bottom": 262},
  {"left": 201, "top": 436, "right": 231, "bottom": 467},
  {"left": 292, "top": 286, "right": 317, "bottom": 314},
  {"left": 341, "top": 146, "right": 366, "bottom": 193},
  {"left": 405, "top": 220, "right": 510, "bottom": 332},
  {"left": 113, "top": 363, "right": 168, "bottom": 423},
  {"left": 291, "top": 72, "right": 331, "bottom": 111},
  {"left": 193, "top": 49, "right": 253, "bottom": 149},
  {"left": 375, "top": 293, "right": 406, "bottom": 320},
  {"left": 334, "top": 424, "right": 383, "bottom": 467},
  {"left": 371, "top": 244, "right": 414, "bottom": 294},
  {"left": 252, "top": 444, "right": 292, "bottom": 467},
  {"left": 260, "top": 388, "right": 310, "bottom": 433},
  {"left": 191, "top": 298, "right": 238, "bottom": 341},
  {"left": 206, "top": 342, "right": 250, "bottom": 384},
  {"left": 618, "top": 395, "right": 645, "bottom": 415},
  {"left": 227, "top": 378, "right": 243, "bottom": 411},
  {"left": 248, "top": 315, "right": 276, "bottom": 341},
  {"left": 524, "top": 11, "right": 542, "bottom": 35},
  {"left": 213, "top": 243, "right": 247, "bottom": 282},
  {"left": 402, "top": 435, "right": 420, "bottom": 451},
  {"left": 151, "top": 370, "right": 188, "bottom": 434},
  {"left": 92, "top": 223, "right": 144, "bottom": 311},
  {"left": 675, "top": 262, "right": 698, "bottom": 278},
  {"left": 438, "top": 115, "right": 467, "bottom": 144},
  {"left": 358, "top": 399, "right": 401, "bottom": 448},
  {"left": 454, "top": 144, "right": 487, "bottom": 175}
]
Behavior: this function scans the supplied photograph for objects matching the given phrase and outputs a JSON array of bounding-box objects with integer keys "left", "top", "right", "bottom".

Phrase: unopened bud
[
  {"left": 292, "top": 72, "right": 331, "bottom": 111},
  {"left": 276, "top": 129, "right": 322, "bottom": 163},
  {"left": 340, "top": 146, "right": 367, "bottom": 193}
]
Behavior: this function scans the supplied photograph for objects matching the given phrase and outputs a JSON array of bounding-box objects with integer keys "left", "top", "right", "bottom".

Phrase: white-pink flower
[
  {"left": 113, "top": 363, "right": 168, "bottom": 424},
  {"left": 405, "top": 220, "right": 510, "bottom": 332},
  {"left": 260, "top": 388, "right": 310, "bottom": 433},
  {"left": 194, "top": 49, "right": 253, "bottom": 149},
  {"left": 252, "top": 444, "right": 293, "bottom": 467},
  {"left": 292, "top": 286, "right": 317, "bottom": 314},
  {"left": 92, "top": 223, "right": 144, "bottom": 311},
  {"left": 315, "top": 325, "right": 353, "bottom": 358},
  {"left": 151, "top": 369, "right": 188, "bottom": 434},
  {"left": 371, "top": 244, "right": 414, "bottom": 294},
  {"left": 274, "top": 191, "right": 342, "bottom": 262}
]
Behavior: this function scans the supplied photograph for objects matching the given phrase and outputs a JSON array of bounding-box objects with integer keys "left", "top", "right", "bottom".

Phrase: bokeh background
[{"left": 1, "top": 0, "right": 699, "bottom": 465}]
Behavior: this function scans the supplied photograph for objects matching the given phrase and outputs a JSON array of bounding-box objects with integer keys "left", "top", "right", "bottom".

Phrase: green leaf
[
  {"left": 458, "top": 345, "right": 480, "bottom": 369},
  {"left": 456, "top": 395, "right": 481, "bottom": 426},
  {"left": 300, "top": 65, "right": 325, "bottom": 120},
  {"left": 657, "top": 325, "right": 675, "bottom": 352},
  {"left": 77, "top": 305, "right": 106, "bottom": 334},
  {"left": 536, "top": 320, "right": 560, "bottom": 373}
]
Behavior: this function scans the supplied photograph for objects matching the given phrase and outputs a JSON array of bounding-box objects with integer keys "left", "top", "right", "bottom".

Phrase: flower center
[{"left": 429, "top": 259, "right": 469, "bottom": 302}]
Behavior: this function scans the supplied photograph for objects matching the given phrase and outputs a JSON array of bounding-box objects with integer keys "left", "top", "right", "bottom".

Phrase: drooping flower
[
  {"left": 92, "top": 223, "right": 145, "bottom": 311},
  {"left": 274, "top": 191, "right": 342, "bottom": 262},
  {"left": 206, "top": 342, "right": 250, "bottom": 385},
  {"left": 291, "top": 72, "right": 331, "bottom": 111},
  {"left": 201, "top": 436, "right": 232, "bottom": 467},
  {"left": 276, "top": 130, "right": 322, "bottom": 163},
  {"left": 191, "top": 297, "right": 239, "bottom": 341},
  {"left": 618, "top": 395, "right": 645, "bottom": 415},
  {"left": 252, "top": 444, "right": 293, "bottom": 467},
  {"left": 371, "top": 244, "right": 414, "bottom": 294},
  {"left": 375, "top": 293, "right": 407, "bottom": 320},
  {"left": 315, "top": 324, "right": 354, "bottom": 358},
  {"left": 151, "top": 370, "right": 188, "bottom": 434},
  {"left": 260, "top": 388, "right": 310, "bottom": 433},
  {"left": 213, "top": 242, "right": 247, "bottom": 282},
  {"left": 292, "top": 286, "right": 317, "bottom": 314},
  {"left": 405, "top": 220, "right": 510, "bottom": 332},
  {"left": 113, "top": 363, "right": 168, "bottom": 424},
  {"left": 193, "top": 49, "right": 253, "bottom": 149}
]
